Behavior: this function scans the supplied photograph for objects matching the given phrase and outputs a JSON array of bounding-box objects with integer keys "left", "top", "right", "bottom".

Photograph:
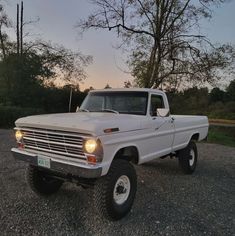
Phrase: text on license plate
[{"left": 38, "top": 155, "right": 51, "bottom": 168}]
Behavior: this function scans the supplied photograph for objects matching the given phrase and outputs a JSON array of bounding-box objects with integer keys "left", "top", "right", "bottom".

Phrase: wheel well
[
  {"left": 113, "top": 146, "right": 139, "bottom": 164},
  {"left": 191, "top": 133, "right": 199, "bottom": 141}
]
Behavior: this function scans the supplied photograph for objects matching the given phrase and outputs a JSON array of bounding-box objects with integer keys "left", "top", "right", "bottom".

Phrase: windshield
[{"left": 80, "top": 91, "right": 148, "bottom": 115}]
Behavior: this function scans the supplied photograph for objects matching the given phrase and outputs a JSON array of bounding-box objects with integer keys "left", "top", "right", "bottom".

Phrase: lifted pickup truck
[{"left": 11, "top": 88, "right": 208, "bottom": 220}]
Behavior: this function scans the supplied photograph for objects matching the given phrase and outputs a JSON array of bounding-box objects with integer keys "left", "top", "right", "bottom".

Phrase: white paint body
[{"left": 15, "top": 88, "right": 209, "bottom": 176}]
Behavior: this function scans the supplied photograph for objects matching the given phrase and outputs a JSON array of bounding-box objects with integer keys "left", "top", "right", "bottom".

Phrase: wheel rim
[
  {"left": 113, "top": 175, "right": 131, "bottom": 205},
  {"left": 189, "top": 149, "right": 195, "bottom": 166}
]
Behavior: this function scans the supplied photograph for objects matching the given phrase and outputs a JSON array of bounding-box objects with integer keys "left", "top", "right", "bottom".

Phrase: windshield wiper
[{"left": 100, "top": 109, "right": 119, "bottom": 114}]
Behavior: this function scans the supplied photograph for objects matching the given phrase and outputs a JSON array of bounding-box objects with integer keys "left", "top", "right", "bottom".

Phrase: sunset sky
[{"left": 4, "top": 0, "right": 235, "bottom": 91}]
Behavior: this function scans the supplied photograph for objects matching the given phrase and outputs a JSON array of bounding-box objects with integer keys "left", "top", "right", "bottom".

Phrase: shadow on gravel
[{"left": 140, "top": 159, "right": 182, "bottom": 175}]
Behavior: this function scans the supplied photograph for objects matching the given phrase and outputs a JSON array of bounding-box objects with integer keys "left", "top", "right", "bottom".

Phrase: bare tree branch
[{"left": 77, "top": 0, "right": 234, "bottom": 89}]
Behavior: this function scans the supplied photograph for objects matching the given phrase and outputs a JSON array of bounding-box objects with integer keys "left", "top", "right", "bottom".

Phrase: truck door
[{"left": 145, "top": 94, "right": 175, "bottom": 159}]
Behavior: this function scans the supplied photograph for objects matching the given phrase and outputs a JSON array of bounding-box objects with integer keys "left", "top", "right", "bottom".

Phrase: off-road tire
[
  {"left": 178, "top": 141, "right": 198, "bottom": 174},
  {"left": 93, "top": 159, "right": 137, "bottom": 221},
  {"left": 26, "top": 165, "right": 63, "bottom": 196}
]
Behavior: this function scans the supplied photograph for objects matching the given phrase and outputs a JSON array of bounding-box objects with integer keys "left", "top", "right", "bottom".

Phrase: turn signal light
[
  {"left": 18, "top": 143, "right": 24, "bottom": 149},
  {"left": 87, "top": 155, "right": 97, "bottom": 164}
]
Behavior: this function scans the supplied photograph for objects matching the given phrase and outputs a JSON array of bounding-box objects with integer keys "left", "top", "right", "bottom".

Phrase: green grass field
[{"left": 207, "top": 126, "right": 235, "bottom": 147}]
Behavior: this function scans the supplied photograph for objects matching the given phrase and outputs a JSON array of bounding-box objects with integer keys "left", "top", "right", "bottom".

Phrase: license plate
[{"left": 38, "top": 155, "right": 51, "bottom": 168}]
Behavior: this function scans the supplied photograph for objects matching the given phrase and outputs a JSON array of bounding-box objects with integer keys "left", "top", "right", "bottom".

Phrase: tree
[
  {"left": 0, "top": 4, "right": 12, "bottom": 59},
  {"left": 209, "top": 87, "right": 225, "bottom": 103},
  {"left": 0, "top": 3, "right": 13, "bottom": 102},
  {"left": 23, "top": 40, "right": 92, "bottom": 87},
  {"left": 0, "top": 2, "right": 92, "bottom": 106},
  {"left": 124, "top": 80, "right": 132, "bottom": 88},
  {"left": 78, "top": 0, "right": 234, "bottom": 89},
  {"left": 104, "top": 83, "right": 111, "bottom": 89},
  {"left": 0, "top": 40, "right": 92, "bottom": 105},
  {"left": 84, "top": 86, "right": 95, "bottom": 94},
  {"left": 226, "top": 79, "right": 235, "bottom": 101}
]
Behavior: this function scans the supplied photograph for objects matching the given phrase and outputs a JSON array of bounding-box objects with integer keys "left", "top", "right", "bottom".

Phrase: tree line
[{"left": 168, "top": 79, "right": 235, "bottom": 120}]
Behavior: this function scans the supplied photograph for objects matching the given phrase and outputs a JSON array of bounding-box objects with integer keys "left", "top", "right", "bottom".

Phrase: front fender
[{"left": 100, "top": 139, "right": 140, "bottom": 176}]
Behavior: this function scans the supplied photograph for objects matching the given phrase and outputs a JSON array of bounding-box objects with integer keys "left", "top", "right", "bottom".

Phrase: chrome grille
[{"left": 20, "top": 127, "right": 89, "bottom": 160}]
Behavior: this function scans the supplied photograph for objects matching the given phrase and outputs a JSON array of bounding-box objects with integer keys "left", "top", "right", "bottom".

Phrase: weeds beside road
[
  {"left": 0, "top": 129, "right": 234, "bottom": 235},
  {"left": 207, "top": 125, "right": 235, "bottom": 147}
]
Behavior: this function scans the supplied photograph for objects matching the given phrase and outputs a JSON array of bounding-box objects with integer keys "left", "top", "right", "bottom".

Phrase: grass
[{"left": 207, "top": 126, "right": 235, "bottom": 147}]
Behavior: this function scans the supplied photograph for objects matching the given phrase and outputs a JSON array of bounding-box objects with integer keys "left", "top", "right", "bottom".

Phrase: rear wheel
[
  {"left": 26, "top": 165, "right": 63, "bottom": 196},
  {"left": 178, "top": 141, "right": 198, "bottom": 174},
  {"left": 93, "top": 159, "right": 137, "bottom": 221}
]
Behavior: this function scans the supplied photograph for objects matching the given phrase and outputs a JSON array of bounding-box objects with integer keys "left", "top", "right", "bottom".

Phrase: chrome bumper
[{"left": 11, "top": 148, "right": 102, "bottom": 178}]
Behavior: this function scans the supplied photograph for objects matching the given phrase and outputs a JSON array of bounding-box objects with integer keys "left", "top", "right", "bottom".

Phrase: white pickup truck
[{"left": 11, "top": 88, "right": 208, "bottom": 220}]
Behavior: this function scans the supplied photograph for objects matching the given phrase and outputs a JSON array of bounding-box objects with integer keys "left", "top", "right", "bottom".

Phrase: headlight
[
  {"left": 84, "top": 139, "right": 97, "bottom": 153},
  {"left": 15, "top": 130, "right": 23, "bottom": 142}
]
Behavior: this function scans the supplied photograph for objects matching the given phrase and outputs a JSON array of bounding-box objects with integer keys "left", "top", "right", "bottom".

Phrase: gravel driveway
[{"left": 0, "top": 129, "right": 234, "bottom": 236}]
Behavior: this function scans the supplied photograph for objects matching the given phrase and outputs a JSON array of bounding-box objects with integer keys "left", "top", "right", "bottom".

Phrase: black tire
[
  {"left": 178, "top": 141, "right": 198, "bottom": 174},
  {"left": 26, "top": 165, "right": 63, "bottom": 196},
  {"left": 93, "top": 159, "right": 137, "bottom": 221}
]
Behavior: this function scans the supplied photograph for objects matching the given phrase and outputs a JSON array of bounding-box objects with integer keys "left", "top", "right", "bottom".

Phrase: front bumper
[{"left": 11, "top": 148, "right": 102, "bottom": 178}]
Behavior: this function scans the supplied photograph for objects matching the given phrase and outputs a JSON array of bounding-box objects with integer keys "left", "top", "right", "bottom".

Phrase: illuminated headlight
[
  {"left": 84, "top": 139, "right": 97, "bottom": 153},
  {"left": 15, "top": 130, "right": 23, "bottom": 142}
]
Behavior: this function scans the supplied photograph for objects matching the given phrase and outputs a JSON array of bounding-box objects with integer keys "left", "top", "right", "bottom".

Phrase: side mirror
[
  {"left": 76, "top": 106, "right": 80, "bottom": 112},
  {"left": 156, "top": 108, "right": 169, "bottom": 117}
]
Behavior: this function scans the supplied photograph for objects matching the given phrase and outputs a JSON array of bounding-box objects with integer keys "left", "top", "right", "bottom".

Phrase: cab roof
[{"left": 89, "top": 88, "right": 165, "bottom": 94}]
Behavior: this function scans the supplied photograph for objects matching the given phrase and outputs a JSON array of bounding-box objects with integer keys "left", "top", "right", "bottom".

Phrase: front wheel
[
  {"left": 178, "top": 141, "right": 198, "bottom": 174},
  {"left": 93, "top": 159, "right": 137, "bottom": 221}
]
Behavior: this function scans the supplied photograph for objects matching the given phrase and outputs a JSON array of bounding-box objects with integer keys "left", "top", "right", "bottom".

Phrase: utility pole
[
  {"left": 20, "top": 1, "right": 23, "bottom": 55},
  {"left": 16, "top": 3, "right": 19, "bottom": 56},
  {"left": 69, "top": 85, "right": 73, "bottom": 112},
  {"left": 16, "top": 1, "right": 23, "bottom": 55}
]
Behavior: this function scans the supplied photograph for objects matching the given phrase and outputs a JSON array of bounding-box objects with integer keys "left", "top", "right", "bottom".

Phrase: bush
[
  {"left": 0, "top": 106, "right": 45, "bottom": 128},
  {"left": 208, "top": 101, "right": 235, "bottom": 120},
  {"left": 208, "top": 126, "right": 235, "bottom": 147}
]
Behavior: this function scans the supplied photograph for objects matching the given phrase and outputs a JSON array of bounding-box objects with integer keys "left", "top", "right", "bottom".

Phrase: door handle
[{"left": 170, "top": 117, "right": 175, "bottom": 123}]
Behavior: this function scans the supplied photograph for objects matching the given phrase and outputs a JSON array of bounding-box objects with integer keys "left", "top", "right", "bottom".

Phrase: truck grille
[{"left": 20, "top": 127, "right": 89, "bottom": 160}]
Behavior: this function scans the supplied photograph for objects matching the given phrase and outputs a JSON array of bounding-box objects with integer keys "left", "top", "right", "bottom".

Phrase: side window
[{"left": 150, "top": 95, "right": 164, "bottom": 116}]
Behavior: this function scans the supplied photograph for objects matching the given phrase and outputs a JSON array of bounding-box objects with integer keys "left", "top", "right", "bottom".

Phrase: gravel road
[{"left": 0, "top": 129, "right": 234, "bottom": 236}]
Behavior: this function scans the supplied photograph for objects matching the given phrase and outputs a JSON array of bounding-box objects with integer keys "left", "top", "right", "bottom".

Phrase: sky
[{"left": 3, "top": 0, "right": 235, "bottom": 91}]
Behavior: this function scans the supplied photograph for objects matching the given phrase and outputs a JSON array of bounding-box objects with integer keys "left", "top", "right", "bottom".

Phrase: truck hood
[{"left": 15, "top": 112, "right": 145, "bottom": 136}]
